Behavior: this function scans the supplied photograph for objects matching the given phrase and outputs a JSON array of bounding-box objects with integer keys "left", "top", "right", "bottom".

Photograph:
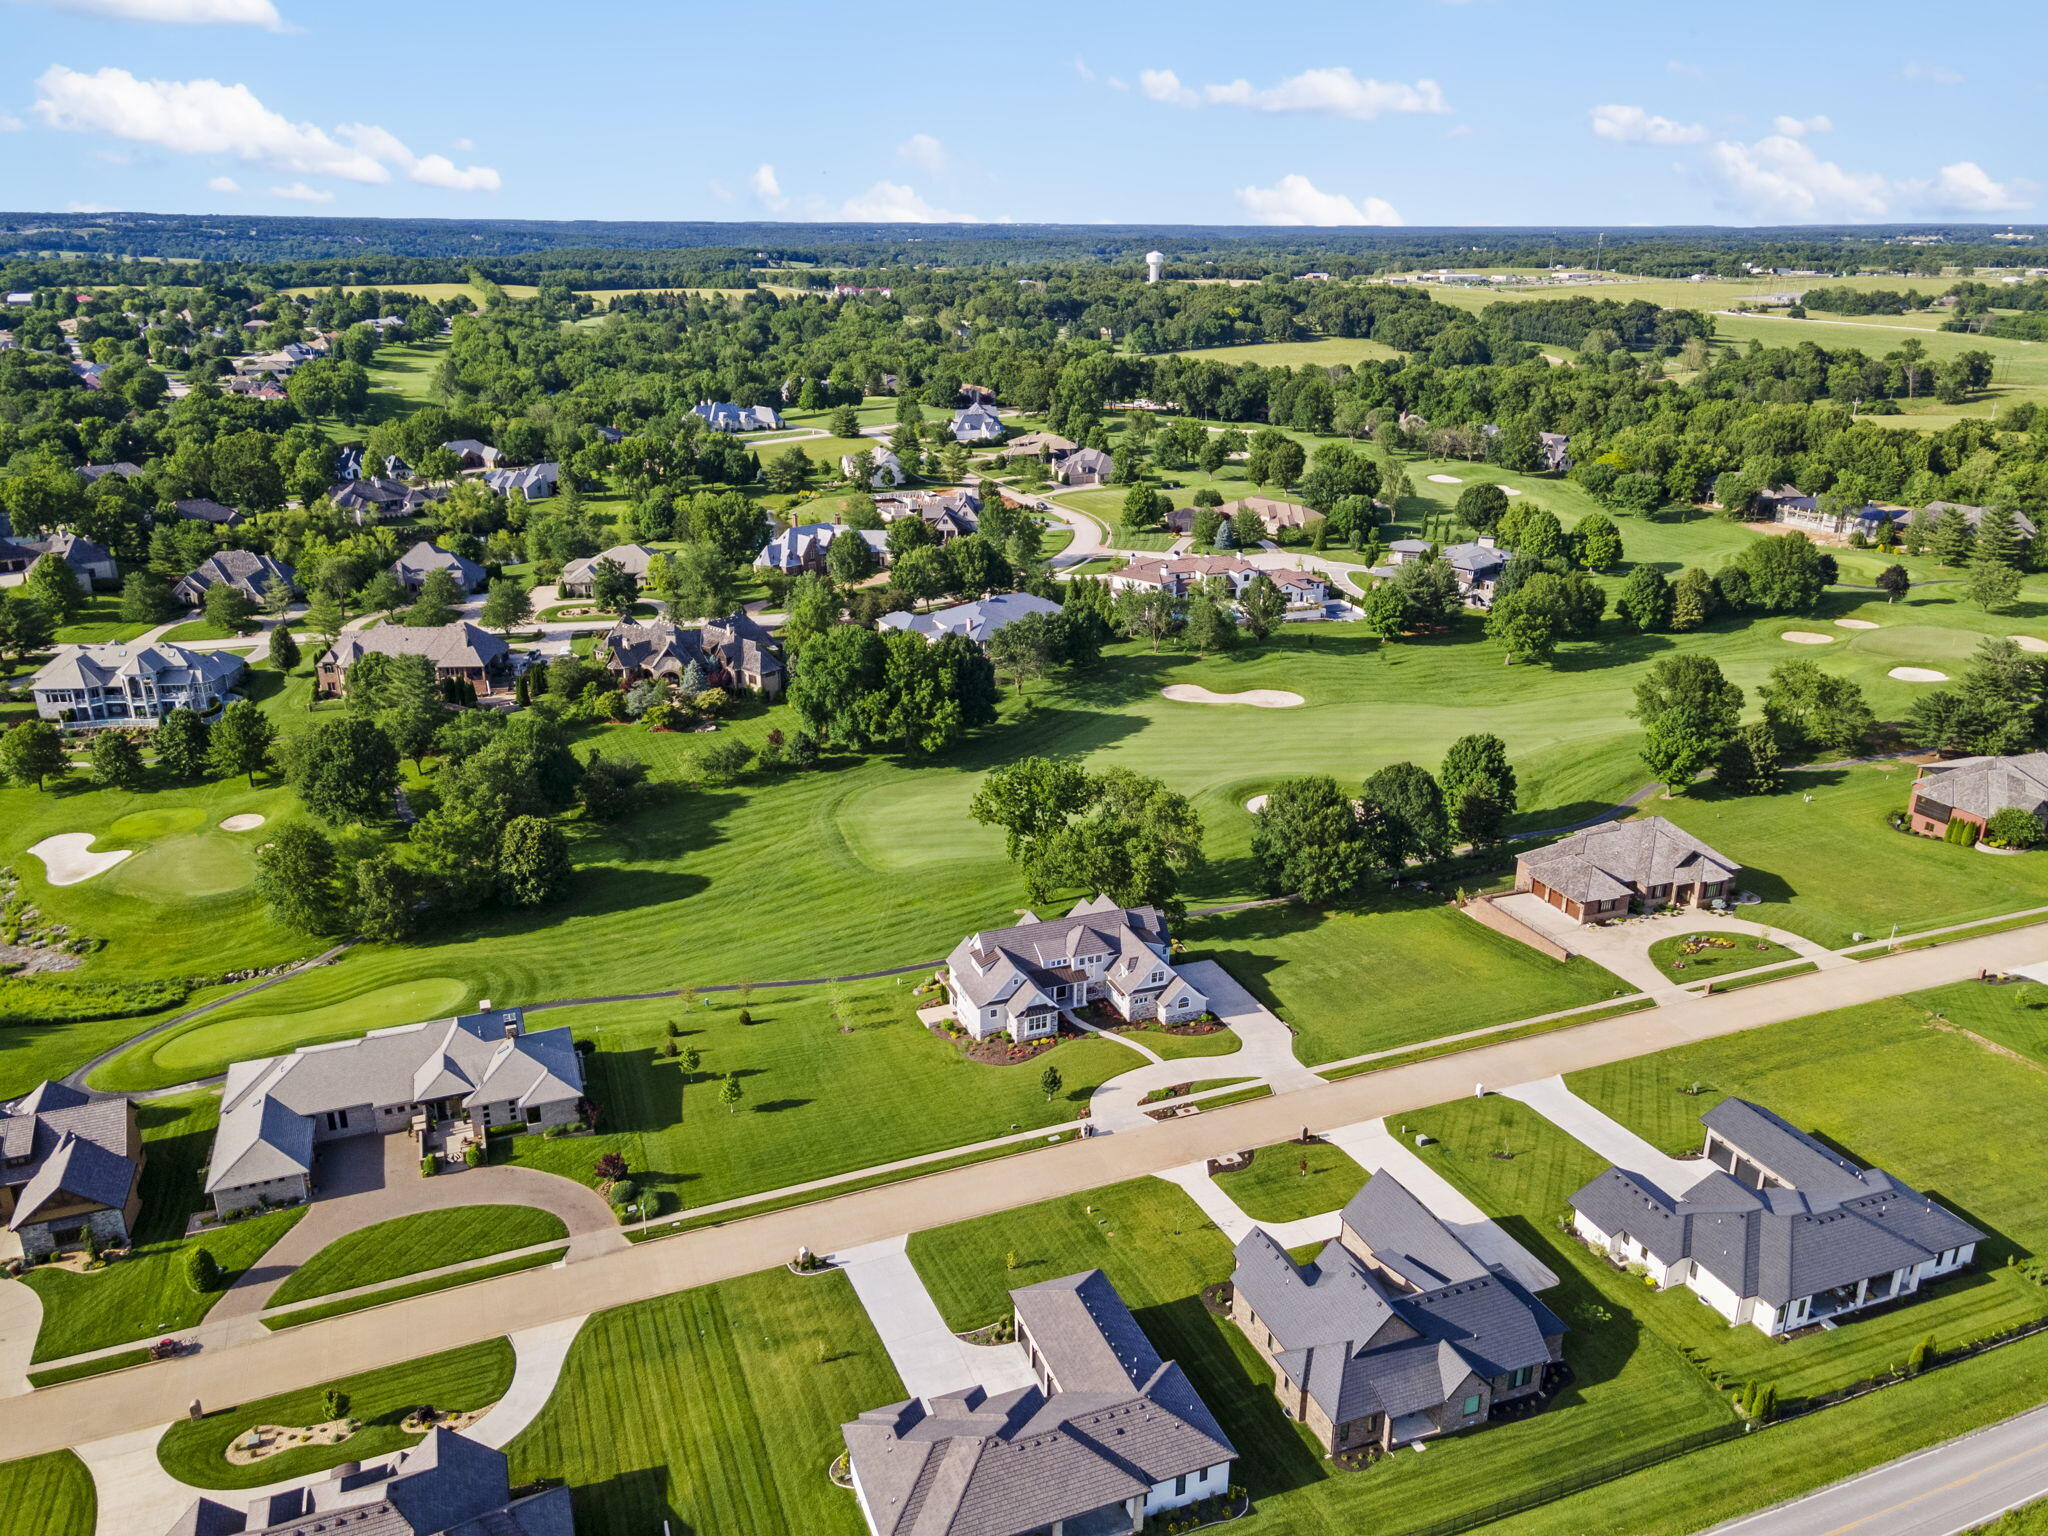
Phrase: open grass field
[
  {"left": 281, "top": 281, "right": 536, "bottom": 304},
  {"left": 907, "top": 1173, "right": 1729, "bottom": 1536},
  {"left": 505, "top": 1268, "right": 901, "bottom": 1536},
  {"left": 1213, "top": 1140, "right": 1366, "bottom": 1222},
  {"left": 267, "top": 1205, "right": 570, "bottom": 1306},
  {"left": 1168, "top": 336, "right": 1407, "bottom": 368},
  {"left": 1563, "top": 983, "right": 2048, "bottom": 1399},
  {"left": 497, "top": 981, "right": 1146, "bottom": 1212},
  {"left": 157, "top": 1338, "right": 514, "bottom": 1489},
  {"left": 21, "top": 1091, "right": 303, "bottom": 1361},
  {"left": 0, "top": 1451, "right": 94, "bottom": 1536}
]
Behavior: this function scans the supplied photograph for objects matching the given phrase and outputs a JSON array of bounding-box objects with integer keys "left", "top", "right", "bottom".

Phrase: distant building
[
  {"left": 841, "top": 448, "right": 906, "bottom": 487},
  {"left": 76, "top": 462, "right": 143, "bottom": 483},
  {"left": 754, "top": 523, "right": 888, "bottom": 575},
  {"left": 30, "top": 642, "right": 245, "bottom": 728},
  {"left": 559, "top": 543, "right": 659, "bottom": 598},
  {"left": 390, "top": 540, "right": 485, "bottom": 595},
  {"left": 1146, "top": 249, "right": 1166, "bottom": 284},
  {"left": 172, "top": 550, "right": 296, "bottom": 609},
  {"left": 878, "top": 591, "right": 1062, "bottom": 647},
  {"left": 1537, "top": 432, "right": 1572, "bottom": 474},
  {"left": 23, "top": 531, "right": 118, "bottom": 588},
  {"left": 441, "top": 438, "right": 500, "bottom": 471},
  {"left": 317, "top": 622, "right": 513, "bottom": 700},
  {"left": 694, "top": 400, "right": 783, "bottom": 433},
  {"left": 168, "top": 498, "right": 245, "bottom": 528},
  {"left": 598, "top": 613, "right": 785, "bottom": 698},
  {"left": 484, "top": 462, "right": 560, "bottom": 501},
  {"left": 949, "top": 402, "right": 1003, "bottom": 443}
]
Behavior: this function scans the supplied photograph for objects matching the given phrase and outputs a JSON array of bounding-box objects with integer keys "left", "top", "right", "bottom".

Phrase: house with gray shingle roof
[
  {"left": 1230, "top": 1173, "right": 1565, "bottom": 1455},
  {"left": 30, "top": 642, "right": 245, "bottom": 728},
  {"left": 842, "top": 1269, "right": 1235, "bottom": 1536},
  {"left": 949, "top": 401, "right": 1004, "bottom": 443},
  {"left": 171, "top": 549, "right": 297, "bottom": 609},
  {"left": 1906, "top": 752, "right": 2048, "bottom": 839},
  {"left": 441, "top": 438, "right": 500, "bottom": 471},
  {"left": 693, "top": 400, "right": 783, "bottom": 433},
  {"left": 1569, "top": 1098, "right": 1982, "bottom": 1336},
  {"left": 877, "top": 591, "right": 1063, "bottom": 648},
  {"left": 169, "top": 498, "right": 245, "bottom": 528},
  {"left": 941, "top": 896, "right": 1206, "bottom": 1044},
  {"left": 1513, "top": 816, "right": 1739, "bottom": 924},
  {"left": 165, "top": 1427, "right": 573, "bottom": 1536},
  {"left": 77, "top": 461, "right": 143, "bottom": 483},
  {"left": 390, "top": 540, "right": 485, "bottom": 595},
  {"left": 484, "top": 462, "right": 560, "bottom": 501},
  {"left": 754, "top": 522, "right": 888, "bottom": 575},
  {"left": 0, "top": 1080, "right": 144, "bottom": 1260},
  {"left": 204, "top": 1008, "right": 584, "bottom": 1216},
  {"left": 23, "top": 531, "right": 118, "bottom": 588},
  {"left": 316, "top": 622, "right": 513, "bottom": 699},
  {"left": 559, "top": 543, "right": 658, "bottom": 598},
  {"left": 598, "top": 614, "right": 785, "bottom": 698}
]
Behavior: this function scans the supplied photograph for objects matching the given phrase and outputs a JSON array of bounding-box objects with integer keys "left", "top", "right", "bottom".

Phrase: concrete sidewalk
[
  {"left": 832, "top": 1234, "right": 1034, "bottom": 1400},
  {"left": 1318, "top": 1119, "right": 1560, "bottom": 1292},
  {"left": 7, "top": 921, "right": 2042, "bottom": 1464},
  {"left": 1500, "top": 1075, "right": 1711, "bottom": 1197}
]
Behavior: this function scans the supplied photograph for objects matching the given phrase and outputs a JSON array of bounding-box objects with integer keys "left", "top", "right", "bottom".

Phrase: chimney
[{"left": 1478, "top": 535, "right": 1496, "bottom": 549}]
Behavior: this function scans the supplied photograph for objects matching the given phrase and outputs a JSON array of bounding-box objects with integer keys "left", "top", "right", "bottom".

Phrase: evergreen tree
[
  {"left": 1669, "top": 567, "right": 1719, "bottom": 632},
  {"left": 268, "top": 622, "right": 301, "bottom": 673},
  {"left": 1975, "top": 505, "right": 2024, "bottom": 569},
  {"left": 1930, "top": 506, "right": 1975, "bottom": 566},
  {"left": 1717, "top": 721, "right": 1783, "bottom": 796}
]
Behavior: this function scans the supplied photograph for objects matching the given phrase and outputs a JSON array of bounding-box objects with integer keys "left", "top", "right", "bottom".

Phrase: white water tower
[{"left": 1145, "top": 250, "right": 1165, "bottom": 284}]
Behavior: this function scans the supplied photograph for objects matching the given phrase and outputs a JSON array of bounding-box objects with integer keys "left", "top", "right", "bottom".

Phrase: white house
[
  {"left": 1569, "top": 1098, "right": 1981, "bottom": 1336},
  {"left": 29, "top": 642, "right": 245, "bottom": 728}
]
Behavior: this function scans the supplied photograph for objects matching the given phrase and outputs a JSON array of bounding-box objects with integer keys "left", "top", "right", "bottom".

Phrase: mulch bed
[{"left": 935, "top": 1023, "right": 1078, "bottom": 1065}]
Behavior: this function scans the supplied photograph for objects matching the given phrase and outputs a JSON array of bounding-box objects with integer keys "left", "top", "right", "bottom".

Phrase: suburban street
[{"left": 3, "top": 919, "right": 2041, "bottom": 1465}]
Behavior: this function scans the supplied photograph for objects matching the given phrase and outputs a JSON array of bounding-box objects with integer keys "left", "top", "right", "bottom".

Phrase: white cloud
[
  {"left": 1103, "top": 75, "right": 1128, "bottom": 92},
  {"left": 896, "top": 133, "right": 946, "bottom": 176},
  {"left": 0, "top": 113, "right": 21, "bottom": 132},
  {"left": 1770, "top": 114, "right": 1833, "bottom": 138},
  {"left": 749, "top": 163, "right": 787, "bottom": 210},
  {"left": 706, "top": 177, "right": 733, "bottom": 203},
  {"left": 32, "top": 66, "right": 500, "bottom": 191},
  {"left": 452, "top": 136, "right": 474, "bottom": 151},
  {"left": 1901, "top": 61, "right": 1965, "bottom": 85},
  {"left": 1071, "top": 56, "right": 1095, "bottom": 83},
  {"left": 1913, "top": 161, "right": 2033, "bottom": 214},
  {"left": 206, "top": 173, "right": 238, "bottom": 191},
  {"left": 1142, "top": 65, "right": 1447, "bottom": 119},
  {"left": 15, "top": 0, "right": 284, "bottom": 28},
  {"left": 1703, "top": 134, "right": 1890, "bottom": 217},
  {"left": 67, "top": 200, "right": 110, "bottom": 212},
  {"left": 1666, "top": 58, "right": 1706, "bottom": 78},
  {"left": 838, "top": 180, "right": 976, "bottom": 223},
  {"left": 1234, "top": 174, "right": 1402, "bottom": 226},
  {"left": 269, "top": 181, "right": 331, "bottom": 202},
  {"left": 1590, "top": 104, "right": 1708, "bottom": 144}
]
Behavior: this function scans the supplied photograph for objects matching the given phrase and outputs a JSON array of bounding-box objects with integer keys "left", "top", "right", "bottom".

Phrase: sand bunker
[
  {"left": 1781, "top": 631, "right": 1835, "bottom": 645},
  {"left": 1161, "top": 685, "right": 1304, "bottom": 708},
  {"left": 1497, "top": 485, "right": 1523, "bottom": 495},
  {"left": 1835, "top": 619, "right": 1879, "bottom": 630},
  {"left": 29, "top": 833, "right": 132, "bottom": 886},
  {"left": 219, "top": 814, "right": 266, "bottom": 832},
  {"left": 1888, "top": 667, "right": 1949, "bottom": 682},
  {"left": 1426, "top": 474, "right": 1463, "bottom": 484},
  {"left": 2009, "top": 635, "right": 2048, "bottom": 654},
  {"left": 1245, "top": 794, "right": 1269, "bottom": 815}
]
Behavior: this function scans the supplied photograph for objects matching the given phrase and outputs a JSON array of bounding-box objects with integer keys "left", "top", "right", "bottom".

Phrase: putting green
[
  {"left": 104, "top": 835, "right": 254, "bottom": 901},
  {"left": 108, "top": 806, "right": 206, "bottom": 841},
  {"left": 1842, "top": 624, "right": 1989, "bottom": 663},
  {"left": 148, "top": 977, "right": 472, "bottom": 1079}
]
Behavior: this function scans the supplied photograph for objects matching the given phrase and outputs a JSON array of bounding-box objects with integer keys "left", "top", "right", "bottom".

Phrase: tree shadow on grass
[
  {"left": 751, "top": 1098, "right": 811, "bottom": 1113},
  {"left": 573, "top": 1467, "right": 686, "bottom": 1536}
]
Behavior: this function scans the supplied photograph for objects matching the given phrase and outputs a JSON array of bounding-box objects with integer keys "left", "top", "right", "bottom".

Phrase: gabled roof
[
  {"left": 321, "top": 622, "right": 510, "bottom": 675},
  {"left": 176, "top": 549, "right": 295, "bottom": 600},
  {"left": 1911, "top": 752, "right": 2048, "bottom": 822},
  {"left": 9, "top": 1130, "right": 138, "bottom": 1228},
  {"left": 561, "top": 544, "right": 658, "bottom": 584},
  {"left": 877, "top": 591, "right": 1062, "bottom": 645},
  {"left": 391, "top": 541, "right": 484, "bottom": 589},
  {"left": 31, "top": 641, "right": 245, "bottom": 697}
]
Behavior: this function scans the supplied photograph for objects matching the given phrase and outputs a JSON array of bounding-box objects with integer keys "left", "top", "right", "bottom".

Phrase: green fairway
[
  {"left": 1564, "top": 983, "right": 2048, "bottom": 1400},
  {"left": 498, "top": 982, "right": 1146, "bottom": 1212},
  {"left": 1213, "top": 1141, "right": 1365, "bottom": 1222},
  {"left": 1168, "top": 335, "right": 1407, "bottom": 367},
  {"left": 267, "top": 1205, "right": 570, "bottom": 1306},
  {"left": 21, "top": 1092, "right": 303, "bottom": 1361},
  {"left": 907, "top": 1174, "right": 1728, "bottom": 1536},
  {"left": 100, "top": 976, "right": 474, "bottom": 1090},
  {"left": 0, "top": 1451, "right": 94, "bottom": 1536},
  {"left": 157, "top": 1339, "right": 514, "bottom": 1489},
  {"left": 506, "top": 1268, "right": 900, "bottom": 1536}
]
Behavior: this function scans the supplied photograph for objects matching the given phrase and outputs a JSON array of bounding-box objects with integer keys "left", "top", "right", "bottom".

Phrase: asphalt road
[{"left": 1703, "top": 1399, "right": 2048, "bottom": 1536}]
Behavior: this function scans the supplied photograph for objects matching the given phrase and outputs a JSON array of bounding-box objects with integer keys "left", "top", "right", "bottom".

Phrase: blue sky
[{"left": 1, "top": 0, "right": 2042, "bottom": 228}]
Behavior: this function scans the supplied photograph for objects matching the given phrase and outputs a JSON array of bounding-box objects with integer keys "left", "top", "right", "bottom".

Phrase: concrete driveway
[
  {"left": 210, "top": 1133, "right": 620, "bottom": 1324},
  {"left": 832, "top": 1234, "right": 1035, "bottom": 1400},
  {"left": 1492, "top": 894, "right": 1845, "bottom": 995},
  {"left": 1499, "top": 1075, "right": 1712, "bottom": 1198}
]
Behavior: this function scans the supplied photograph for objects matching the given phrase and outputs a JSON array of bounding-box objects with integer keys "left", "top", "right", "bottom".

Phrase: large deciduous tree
[
  {"left": 1632, "top": 654, "right": 1744, "bottom": 789},
  {"left": 1251, "top": 776, "right": 1370, "bottom": 903}
]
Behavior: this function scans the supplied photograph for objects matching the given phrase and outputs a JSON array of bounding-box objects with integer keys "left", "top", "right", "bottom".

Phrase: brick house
[
  {"left": 316, "top": 622, "right": 513, "bottom": 699},
  {"left": 1513, "top": 817, "right": 1739, "bottom": 924},
  {"left": 1231, "top": 1174, "right": 1565, "bottom": 1454},
  {"left": 1905, "top": 752, "right": 2048, "bottom": 839}
]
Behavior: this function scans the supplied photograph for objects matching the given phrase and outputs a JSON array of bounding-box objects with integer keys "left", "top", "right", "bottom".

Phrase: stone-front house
[
  {"left": 1442, "top": 537, "right": 1509, "bottom": 604},
  {"left": 1906, "top": 752, "right": 2048, "bottom": 839},
  {"left": 442, "top": 438, "right": 500, "bottom": 471},
  {"left": 204, "top": 1008, "right": 585, "bottom": 1215},
  {"left": 168, "top": 1428, "right": 573, "bottom": 1536},
  {"left": 941, "top": 897, "right": 1207, "bottom": 1044},
  {"left": 694, "top": 400, "right": 783, "bottom": 433},
  {"left": 317, "top": 622, "right": 513, "bottom": 700},
  {"left": 30, "top": 642, "right": 245, "bottom": 728},
  {"left": 841, "top": 448, "right": 907, "bottom": 487},
  {"left": 1053, "top": 446, "right": 1114, "bottom": 486},
  {"left": 1231, "top": 1174, "right": 1565, "bottom": 1455},
  {"left": 1570, "top": 1098, "right": 1982, "bottom": 1336},
  {"left": 843, "top": 1269, "right": 1236, "bottom": 1536},
  {"left": 390, "top": 540, "right": 484, "bottom": 595},
  {"left": 1, "top": 1080, "right": 144, "bottom": 1260},
  {"left": 559, "top": 543, "right": 658, "bottom": 598},
  {"left": 754, "top": 522, "right": 890, "bottom": 575},
  {"left": 483, "top": 462, "right": 560, "bottom": 501},
  {"left": 598, "top": 613, "right": 785, "bottom": 698},
  {"left": 171, "top": 549, "right": 296, "bottom": 609},
  {"left": 1514, "top": 817, "right": 1739, "bottom": 924},
  {"left": 1538, "top": 431, "right": 1572, "bottom": 473}
]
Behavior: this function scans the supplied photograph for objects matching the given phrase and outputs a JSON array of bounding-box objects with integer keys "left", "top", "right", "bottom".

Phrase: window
[
  {"left": 1510, "top": 1366, "right": 1533, "bottom": 1389},
  {"left": 1174, "top": 1475, "right": 1187, "bottom": 1497},
  {"left": 1461, "top": 1395, "right": 1481, "bottom": 1417},
  {"left": 526, "top": 1106, "right": 542, "bottom": 1124}
]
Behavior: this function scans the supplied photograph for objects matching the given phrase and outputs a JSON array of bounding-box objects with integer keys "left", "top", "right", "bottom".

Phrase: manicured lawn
[
  {"left": 1638, "top": 767, "right": 2048, "bottom": 949},
  {"left": 1214, "top": 1141, "right": 1365, "bottom": 1223},
  {"left": 506, "top": 1268, "right": 901, "bottom": 1536},
  {"left": 1644, "top": 931, "right": 1800, "bottom": 981},
  {"left": 21, "top": 1091, "right": 304, "bottom": 1361},
  {"left": 1564, "top": 985, "right": 2048, "bottom": 1400},
  {"left": 1188, "top": 897, "right": 1630, "bottom": 1065},
  {"left": 907, "top": 1173, "right": 1729, "bottom": 1536},
  {"left": 1973, "top": 1503, "right": 2048, "bottom": 1535},
  {"left": 0, "top": 1451, "right": 94, "bottom": 1536},
  {"left": 158, "top": 1339, "right": 514, "bottom": 1489},
  {"left": 497, "top": 981, "right": 1146, "bottom": 1212},
  {"left": 263, "top": 1247, "right": 567, "bottom": 1329},
  {"left": 1103, "top": 1020, "right": 1242, "bottom": 1060},
  {"left": 53, "top": 594, "right": 152, "bottom": 646},
  {"left": 159, "top": 619, "right": 257, "bottom": 644},
  {"left": 267, "top": 1205, "right": 570, "bottom": 1306}
]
